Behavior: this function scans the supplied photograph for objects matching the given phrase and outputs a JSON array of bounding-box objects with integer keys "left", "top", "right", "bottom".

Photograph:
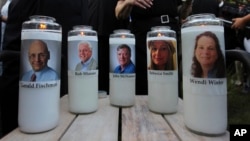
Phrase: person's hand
[
  {"left": 0, "top": 15, "right": 7, "bottom": 22},
  {"left": 123, "top": 0, "right": 153, "bottom": 9},
  {"left": 181, "top": 18, "right": 188, "bottom": 24},
  {"left": 231, "top": 17, "right": 247, "bottom": 29},
  {"left": 115, "top": 0, "right": 153, "bottom": 19},
  {"left": 133, "top": 0, "right": 153, "bottom": 9}
]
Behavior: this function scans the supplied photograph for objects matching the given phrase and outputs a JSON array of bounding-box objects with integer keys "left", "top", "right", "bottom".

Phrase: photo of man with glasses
[{"left": 21, "top": 40, "right": 59, "bottom": 82}]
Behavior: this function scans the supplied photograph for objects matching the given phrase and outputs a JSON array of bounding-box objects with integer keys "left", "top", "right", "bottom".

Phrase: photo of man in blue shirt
[
  {"left": 21, "top": 40, "right": 59, "bottom": 82},
  {"left": 114, "top": 44, "right": 135, "bottom": 73}
]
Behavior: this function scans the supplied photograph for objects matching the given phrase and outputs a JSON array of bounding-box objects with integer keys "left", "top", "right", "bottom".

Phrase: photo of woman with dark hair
[
  {"left": 148, "top": 40, "right": 176, "bottom": 70},
  {"left": 191, "top": 31, "right": 225, "bottom": 78}
]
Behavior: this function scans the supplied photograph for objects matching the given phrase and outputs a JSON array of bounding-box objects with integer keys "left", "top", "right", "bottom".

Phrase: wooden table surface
[{"left": 0, "top": 95, "right": 230, "bottom": 141}]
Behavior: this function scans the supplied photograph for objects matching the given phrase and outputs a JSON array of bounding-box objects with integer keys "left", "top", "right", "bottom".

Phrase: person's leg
[
  {"left": 134, "top": 32, "right": 148, "bottom": 95},
  {"left": 0, "top": 59, "right": 19, "bottom": 136},
  {"left": 98, "top": 35, "right": 109, "bottom": 93},
  {"left": 60, "top": 54, "right": 68, "bottom": 96},
  {"left": 0, "top": 76, "right": 2, "bottom": 138}
]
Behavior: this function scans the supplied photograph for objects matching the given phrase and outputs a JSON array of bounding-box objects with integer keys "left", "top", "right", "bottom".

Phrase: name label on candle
[
  {"left": 75, "top": 71, "right": 97, "bottom": 76},
  {"left": 68, "top": 70, "right": 98, "bottom": 77},
  {"left": 20, "top": 81, "right": 58, "bottom": 88},
  {"left": 148, "top": 70, "right": 178, "bottom": 82},
  {"left": 112, "top": 74, "right": 135, "bottom": 78},
  {"left": 149, "top": 70, "right": 173, "bottom": 76},
  {"left": 189, "top": 78, "right": 224, "bottom": 85}
]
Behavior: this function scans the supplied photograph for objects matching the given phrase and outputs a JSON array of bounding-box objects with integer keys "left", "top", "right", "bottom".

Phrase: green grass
[
  {"left": 227, "top": 62, "right": 250, "bottom": 126},
  {"left": 228, "top": 87, "right": 250, "bottom": 124}
]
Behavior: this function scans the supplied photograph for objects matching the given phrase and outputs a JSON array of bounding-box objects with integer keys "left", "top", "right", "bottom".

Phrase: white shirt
[{"left": 1, "top": 0, "right": 12, "bottom": 50}]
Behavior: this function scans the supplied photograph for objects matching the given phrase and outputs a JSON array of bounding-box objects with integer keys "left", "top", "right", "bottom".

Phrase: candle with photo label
[
  {"left": 19, "top": 15, "right": 61, "bottom": 133},
  {"left": 147, "top": 26, "right": 179, "bottom": 114},
  {"left": 68, "top": 25, "right": 98, "bottom": 113},
  {"left": 181, "top": 14, "right": 227, "bottom": 135},
  {"left": 109, "top": 29, "right": 135, "bottom": 107}
]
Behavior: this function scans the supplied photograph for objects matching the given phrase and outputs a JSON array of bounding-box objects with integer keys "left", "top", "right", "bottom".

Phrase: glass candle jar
[
  {"left": 19, "top": 15, "right": 62, "bottom": 133},
  {"left": 147, "top": 26, "right": 178, "bottom": 114},
  {"left": 109, "top": 29, "right": 136, "bottom": 107},
  {"left": 67, "top": 25, "right": 98, "bottom": 113},
  {"left": 181, "top": 14, "right": 227, "bottom": 135}
]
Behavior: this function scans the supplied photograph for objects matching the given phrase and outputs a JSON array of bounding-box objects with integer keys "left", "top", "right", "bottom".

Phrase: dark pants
[
  {"left": 0, "top": 59, "right": 19, "bottom": 136},
  {"left": 98, "top": 35, "right": 110, "bottom": 93}
]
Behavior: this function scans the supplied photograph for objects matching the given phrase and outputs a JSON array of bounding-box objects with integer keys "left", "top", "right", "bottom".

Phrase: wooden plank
[
  {"left": 0, "top": 95, "right": 76, "bottom": 141},
  {"left": 60, "top": 97, "right": 119, "bottom": 141},
  {"left": 122, "top": 96, "right": 179, "bottom": 141},
  {"left": 164, "top": 99, "right": 230, "bottom": 141}
]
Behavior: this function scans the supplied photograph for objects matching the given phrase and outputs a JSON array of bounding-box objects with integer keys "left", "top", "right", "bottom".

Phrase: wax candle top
[
  {"left": 22, "top": 15, "right": 61, "bottom": 30},
  {"left": 147, "top": 26, "right": 176, "bottom": 38},
  {"left": 110, "top": 29, "right": 134, "bottom": 39},
  {"left": 69, "top": 25, "right": 97, "bottom": 37},
  {"left": 182, "top": 14, "right": 223, "bottom": 28}
]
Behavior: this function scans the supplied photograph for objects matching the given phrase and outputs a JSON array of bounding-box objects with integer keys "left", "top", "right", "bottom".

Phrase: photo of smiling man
[
  {"left": 21, "top": 40, "right": 59, "bottom": 82},
  {"left": 114, "top": 44, "right": 135, "bottom": 73}
]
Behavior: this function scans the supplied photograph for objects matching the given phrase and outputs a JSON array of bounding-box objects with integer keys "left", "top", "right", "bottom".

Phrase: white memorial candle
[
  {"left": 182, "top": 19, "right": 227, "bottom": 135},
  {"left": 147, "top": 27, "right": 178, "bottom": 114},
  {"left": 109, "top": 32, "right": 135, "bottom": 107},
  {"left": 67, "top": 26, "right": 98, "bottom": 113},
  {"left": 19, "top": 16, "right": 61, "bottom": 133}
]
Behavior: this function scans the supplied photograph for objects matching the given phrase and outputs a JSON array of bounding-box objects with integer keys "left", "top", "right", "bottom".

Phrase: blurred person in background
[
  {"left": 192, "top": 0, "right": 224, "bottom": 17},
  {"left": 0, "top": 0, "right": 12, "bottom": 76},
  {"left": 231, "top": 14, "right": 250, "bottom": 52},
  {"left": 1, "top": 0, "right": 11, "bottom": 49},
  {"left": 180, "top": 0, "right": 224, "bottom": 21},
  {"left": 231, "top": 13, "right": 250, "bottom": 29}
]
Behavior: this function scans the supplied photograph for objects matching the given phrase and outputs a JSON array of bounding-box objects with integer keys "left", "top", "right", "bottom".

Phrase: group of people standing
[{"left": 0, "top": 0, "right": 246, "bottom": 138}]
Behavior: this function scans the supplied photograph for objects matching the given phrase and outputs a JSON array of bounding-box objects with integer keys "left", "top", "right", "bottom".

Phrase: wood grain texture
[
  {"left": 60, "top": 97, "right": 119, "bottom": 141},
  {"left": 0, "top": 96, "right": 230, "bottom": 141},
  {"left": 0, "top": 95, "right": 76, "bottom": 141},
  {"left": 122, "top": 96, "right": 179, "bottom": 141},
  {"left": 164, "top": 99, "right": 230, "bottom": 141}
]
